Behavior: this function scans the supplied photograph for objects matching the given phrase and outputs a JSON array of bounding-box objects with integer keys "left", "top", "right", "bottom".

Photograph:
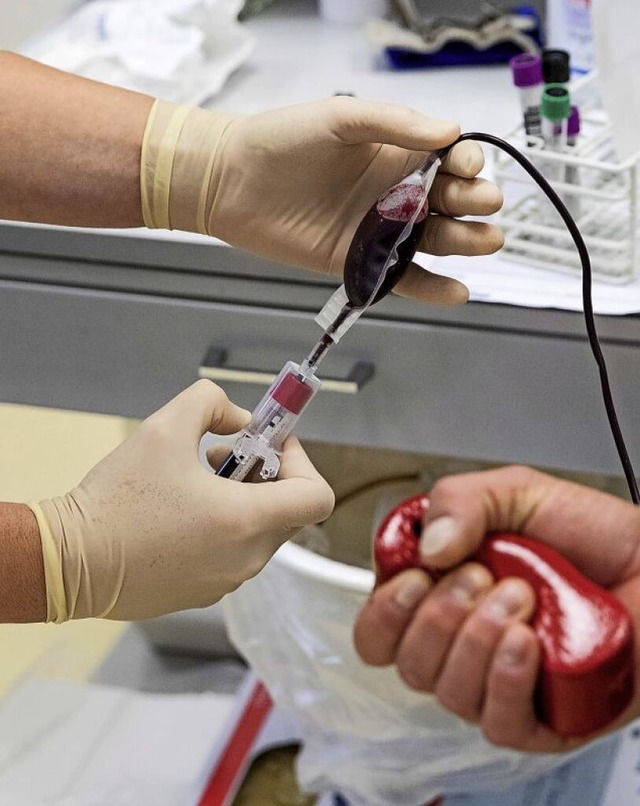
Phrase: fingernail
[
  {"left": 394, "top": 572, "right": 430, "bottom": 610},
  {"left": 420, "top": 516, "right": 459, "bottom": 560},
  {"left": 499, "top": 630, "right": 529, "bottom": 667},
  {"left": 482, "top": 581, "right": 526, "bottom": 622}
]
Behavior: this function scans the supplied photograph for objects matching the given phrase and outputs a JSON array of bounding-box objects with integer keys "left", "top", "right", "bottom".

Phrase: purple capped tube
[{"left": 510, "top": 53, "right": 543, "bottom": 145}]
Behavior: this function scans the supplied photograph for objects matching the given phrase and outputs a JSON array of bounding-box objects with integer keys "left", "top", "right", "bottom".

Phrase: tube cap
[
  {"left": 541, "top": 85, "right": 571, "bottom": 122},
  {"left": 568, "top": 105, "right": 581, "bottom": 137},
  {"left": 542, "top": 49, "right": 571, "bottom": 84},
  {"left": 510, "top": 53, "right": 543, "bottom": 88},
  {"left": 272, "top": 373, "right": 314, "bottom": 414}
]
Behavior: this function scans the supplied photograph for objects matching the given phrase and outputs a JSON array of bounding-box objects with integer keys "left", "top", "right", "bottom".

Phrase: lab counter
[{"left": 1, "top": 219, "right": 640, "bottom": 478}]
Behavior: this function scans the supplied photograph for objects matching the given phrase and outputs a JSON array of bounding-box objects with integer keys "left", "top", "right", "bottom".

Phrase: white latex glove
[
  {"left": 29, "top": 380, "right": 334, "bottom": 622},
  {"left": 141, "top": 97, "right": 504, "bottom": 305}
]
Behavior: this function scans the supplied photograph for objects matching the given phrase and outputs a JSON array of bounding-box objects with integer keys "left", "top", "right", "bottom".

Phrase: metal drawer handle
[{"left": 198, "top": 347, "right": 374, "bottom": 395}]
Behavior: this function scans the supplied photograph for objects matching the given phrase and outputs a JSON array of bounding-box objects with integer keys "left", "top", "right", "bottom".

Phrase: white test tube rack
[{"left": 493, "top": 77, "right": 640, "bottom": 284}]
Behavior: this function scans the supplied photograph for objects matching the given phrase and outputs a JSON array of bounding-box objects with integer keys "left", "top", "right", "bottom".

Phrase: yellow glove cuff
[
  {"left": 28, "top": 501, "right": 69, "bottom": 624},
  {"left": 140, "top": 98, "right": 236, "bottom": 235}
]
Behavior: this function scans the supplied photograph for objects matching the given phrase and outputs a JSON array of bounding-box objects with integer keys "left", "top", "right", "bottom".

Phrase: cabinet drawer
[{"left": 1, "top": 281, "right": 638, "bottom": 475}]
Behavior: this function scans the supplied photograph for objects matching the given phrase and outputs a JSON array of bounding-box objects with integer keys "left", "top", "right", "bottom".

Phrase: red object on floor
[
  {"left": 197, "top": 680, "right": 273, "bottom": 805},
  {"left": 374, "top": 493, "right": 635, "bottom": 737}
]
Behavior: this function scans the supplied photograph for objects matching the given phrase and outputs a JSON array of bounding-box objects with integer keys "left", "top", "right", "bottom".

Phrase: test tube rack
[{"left": 493, "top": 84, "right": 640, "bottom": 283}]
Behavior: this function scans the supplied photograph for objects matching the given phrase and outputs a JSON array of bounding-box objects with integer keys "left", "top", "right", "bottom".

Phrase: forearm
[
  {"left": 0, "top": 503, "right": 46, "bottom": 622},
  {"left": 0, "top": 51, "right": 153, "bottom": 227}
]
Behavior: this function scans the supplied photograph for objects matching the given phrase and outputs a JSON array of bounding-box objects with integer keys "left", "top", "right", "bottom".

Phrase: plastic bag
[{"left": 224, "top": 538, "right": 590, "bottom": 806}]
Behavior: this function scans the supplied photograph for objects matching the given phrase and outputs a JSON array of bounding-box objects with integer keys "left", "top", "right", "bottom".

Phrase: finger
[
  {"left": 245, "top": 436, "right": 335, "bottom": 531},
  {"left": 149, "top": 379, "right": 251, "bottom": 439},
  {"left": 480, "top": 623, "right": 569, "bottom": 752},
  {"left": 419, "top": 466, "right": 551, "bottom": 569},
  {"left": 422, "top": 217, "right": 505, "bottom": 257},
  {"left": 328, "top": 97, "right": 460, "bottom": 151},
  {"left": 434, "top": 578, "right": 535, "bottom": 722},
  {"left": 393, "top": 262, "right": 469, "bottom": 306},
  {"left": 353, "top": 569, "right": 432, "bottom": 666},
  {"left": 394, "top": 563, "right": 493, "bottom": 692},
  {"left": 428, "top": 174, "right": 503, "bottom": 218},
  {"left": 441, "top": 140, "right": 485, "bottom": 178},
  {"left": 420, "top": 465, "right": 640, "bottom": 585}
]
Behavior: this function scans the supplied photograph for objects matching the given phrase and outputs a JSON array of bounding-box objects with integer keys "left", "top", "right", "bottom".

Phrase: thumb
[
  {"left": 151, "top": 379, "right": 251, "bottom": 440},
  {"left": 246, "top": 436, "right": 335, "bottom": 534},
  {"left": 419, "top": 466, "right": 640, "bottom": 587},
  {"left": 329, "top": 97, "right": 460, "bottom": 151},
  {"left": 419, "top": 466, "right": 554, "bottom": 569}
]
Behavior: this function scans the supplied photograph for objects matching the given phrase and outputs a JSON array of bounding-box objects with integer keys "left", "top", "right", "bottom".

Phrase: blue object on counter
[{"left": 385, "top": 6, "right": 543, "bottom": 70}]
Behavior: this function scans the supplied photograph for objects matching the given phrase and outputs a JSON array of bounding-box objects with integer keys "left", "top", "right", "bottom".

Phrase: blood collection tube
[
  {"left": 538, "top": 85, "right": 570, "bottom": 222},
  {"left": 542, "top": 48, "right": 571, "bottom": 88},
  {"left": 565, "top": 105, "right": 581, "bottom": 219},
  {"left": 216, "top": 361, "right": 320, "bottom": 482},
  {"left": 509, "top": 53, "right": 543, "bottom": 145}
]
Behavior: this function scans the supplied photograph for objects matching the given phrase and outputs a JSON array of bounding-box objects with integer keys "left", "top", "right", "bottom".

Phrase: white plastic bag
[{"left": 224, "top": 539, "right": 588, "bottom": 806}]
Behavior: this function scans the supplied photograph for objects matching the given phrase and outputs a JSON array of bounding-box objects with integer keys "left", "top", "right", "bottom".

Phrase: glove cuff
[
  {"left": 140, "top": 98, "right": 237, "bottom": 235},
  {"left": 28, "top": 500, "right": 69, "bottom": 624}
]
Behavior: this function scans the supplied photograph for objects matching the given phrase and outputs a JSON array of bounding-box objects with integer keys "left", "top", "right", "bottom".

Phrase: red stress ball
[{"left": 374, "top": 493, "right": 635, "bottom": 738}]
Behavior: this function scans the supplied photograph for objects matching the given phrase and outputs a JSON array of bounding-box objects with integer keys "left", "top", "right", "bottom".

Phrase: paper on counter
[
  {"left": 425, "top": 252, "right": 640, "bottom": 315},
  {"left": 0, "top": 677, "right": 234, "bottom": 805}
]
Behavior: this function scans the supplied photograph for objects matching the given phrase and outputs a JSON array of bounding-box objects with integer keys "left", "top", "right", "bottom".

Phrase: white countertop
[{"left": 212, "top": 0, "right": 521, "bottom": 133}]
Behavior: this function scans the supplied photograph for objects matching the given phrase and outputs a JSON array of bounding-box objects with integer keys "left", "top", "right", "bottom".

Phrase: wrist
[
  {"left": 29, "top": 499, "right": 70, "bottom": 623},
  {"left": 140, "top": 99, "right": 238, "bottom": 235}
]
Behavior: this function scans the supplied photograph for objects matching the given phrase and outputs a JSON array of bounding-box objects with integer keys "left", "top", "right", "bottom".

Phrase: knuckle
[
  {"left": 436, "top": 687, "right": 479, "bottom": 722},
  {"left": 140, "top": 414, "right": 172, "bottom": 444},
  {"left": 317, "top": 481, "right": 336, "bottom": 520},
  {"left": 424, "top": 217, "right": 447, "bottom": 255},
  {"left": 495, "top": 464, "right": 543, "bottom": 490},
  {"left": 458, "top": 625, "right": 501, "bottom": 657},
  {"left": 300, "top": 480, "right": 336, "bottom": 524},
  {"left": 324, "top": 95, "right": 358, "bottom": 125},
  {"left": 428, "top": 178, "right": 449, "bottom": 215},
  {"left": 415, "top": 597, "right": 466, "bottom": 639},
  {"left": 481, "top": 723, "right": 518, "bottom": 749},
  {"left": 398, "top": 662, "right": 433, "bottom": 693},
  {"left": 430, "top": 474, "right": 461, "bottom": 500},
  {"left": 196, "top": 377, "right": 228, "bottom": 405},
  {"left": 485, "top": 224, "right": 506, "bottom": 253}
]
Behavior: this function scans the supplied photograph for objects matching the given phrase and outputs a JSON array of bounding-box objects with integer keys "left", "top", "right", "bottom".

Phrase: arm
[
  {"left": 0, "top": 503, "right": 46, "bottom": 621},
  {"left": 0, "top": 50, "right": 152, "bottom": 227},
  {"left": 0, "top": 50, "right": 503, "bottom": 305}
]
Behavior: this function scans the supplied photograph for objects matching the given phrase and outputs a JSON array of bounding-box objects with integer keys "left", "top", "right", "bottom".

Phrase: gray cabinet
[{"left": 1, "top": 222, "right": 639, "bottom": 476}]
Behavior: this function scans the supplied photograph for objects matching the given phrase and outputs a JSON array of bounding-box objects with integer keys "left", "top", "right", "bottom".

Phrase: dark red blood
[
  {"left": 374, "top": 493, "right": 635, "bottom": 738},
  {"left": 376, "top": 182, "right": 429, "bottom": 223},
  {"left": 344, "top": 181, "right": 428, "bottom": 308}
]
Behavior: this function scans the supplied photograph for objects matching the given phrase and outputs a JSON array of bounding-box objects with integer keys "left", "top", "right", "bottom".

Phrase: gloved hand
[
  {"left": 141, "top": 97, "right": 504, "bottom": 305},
  {"left": 29, "top": 380, "right": 335, "bottom": 622}
]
